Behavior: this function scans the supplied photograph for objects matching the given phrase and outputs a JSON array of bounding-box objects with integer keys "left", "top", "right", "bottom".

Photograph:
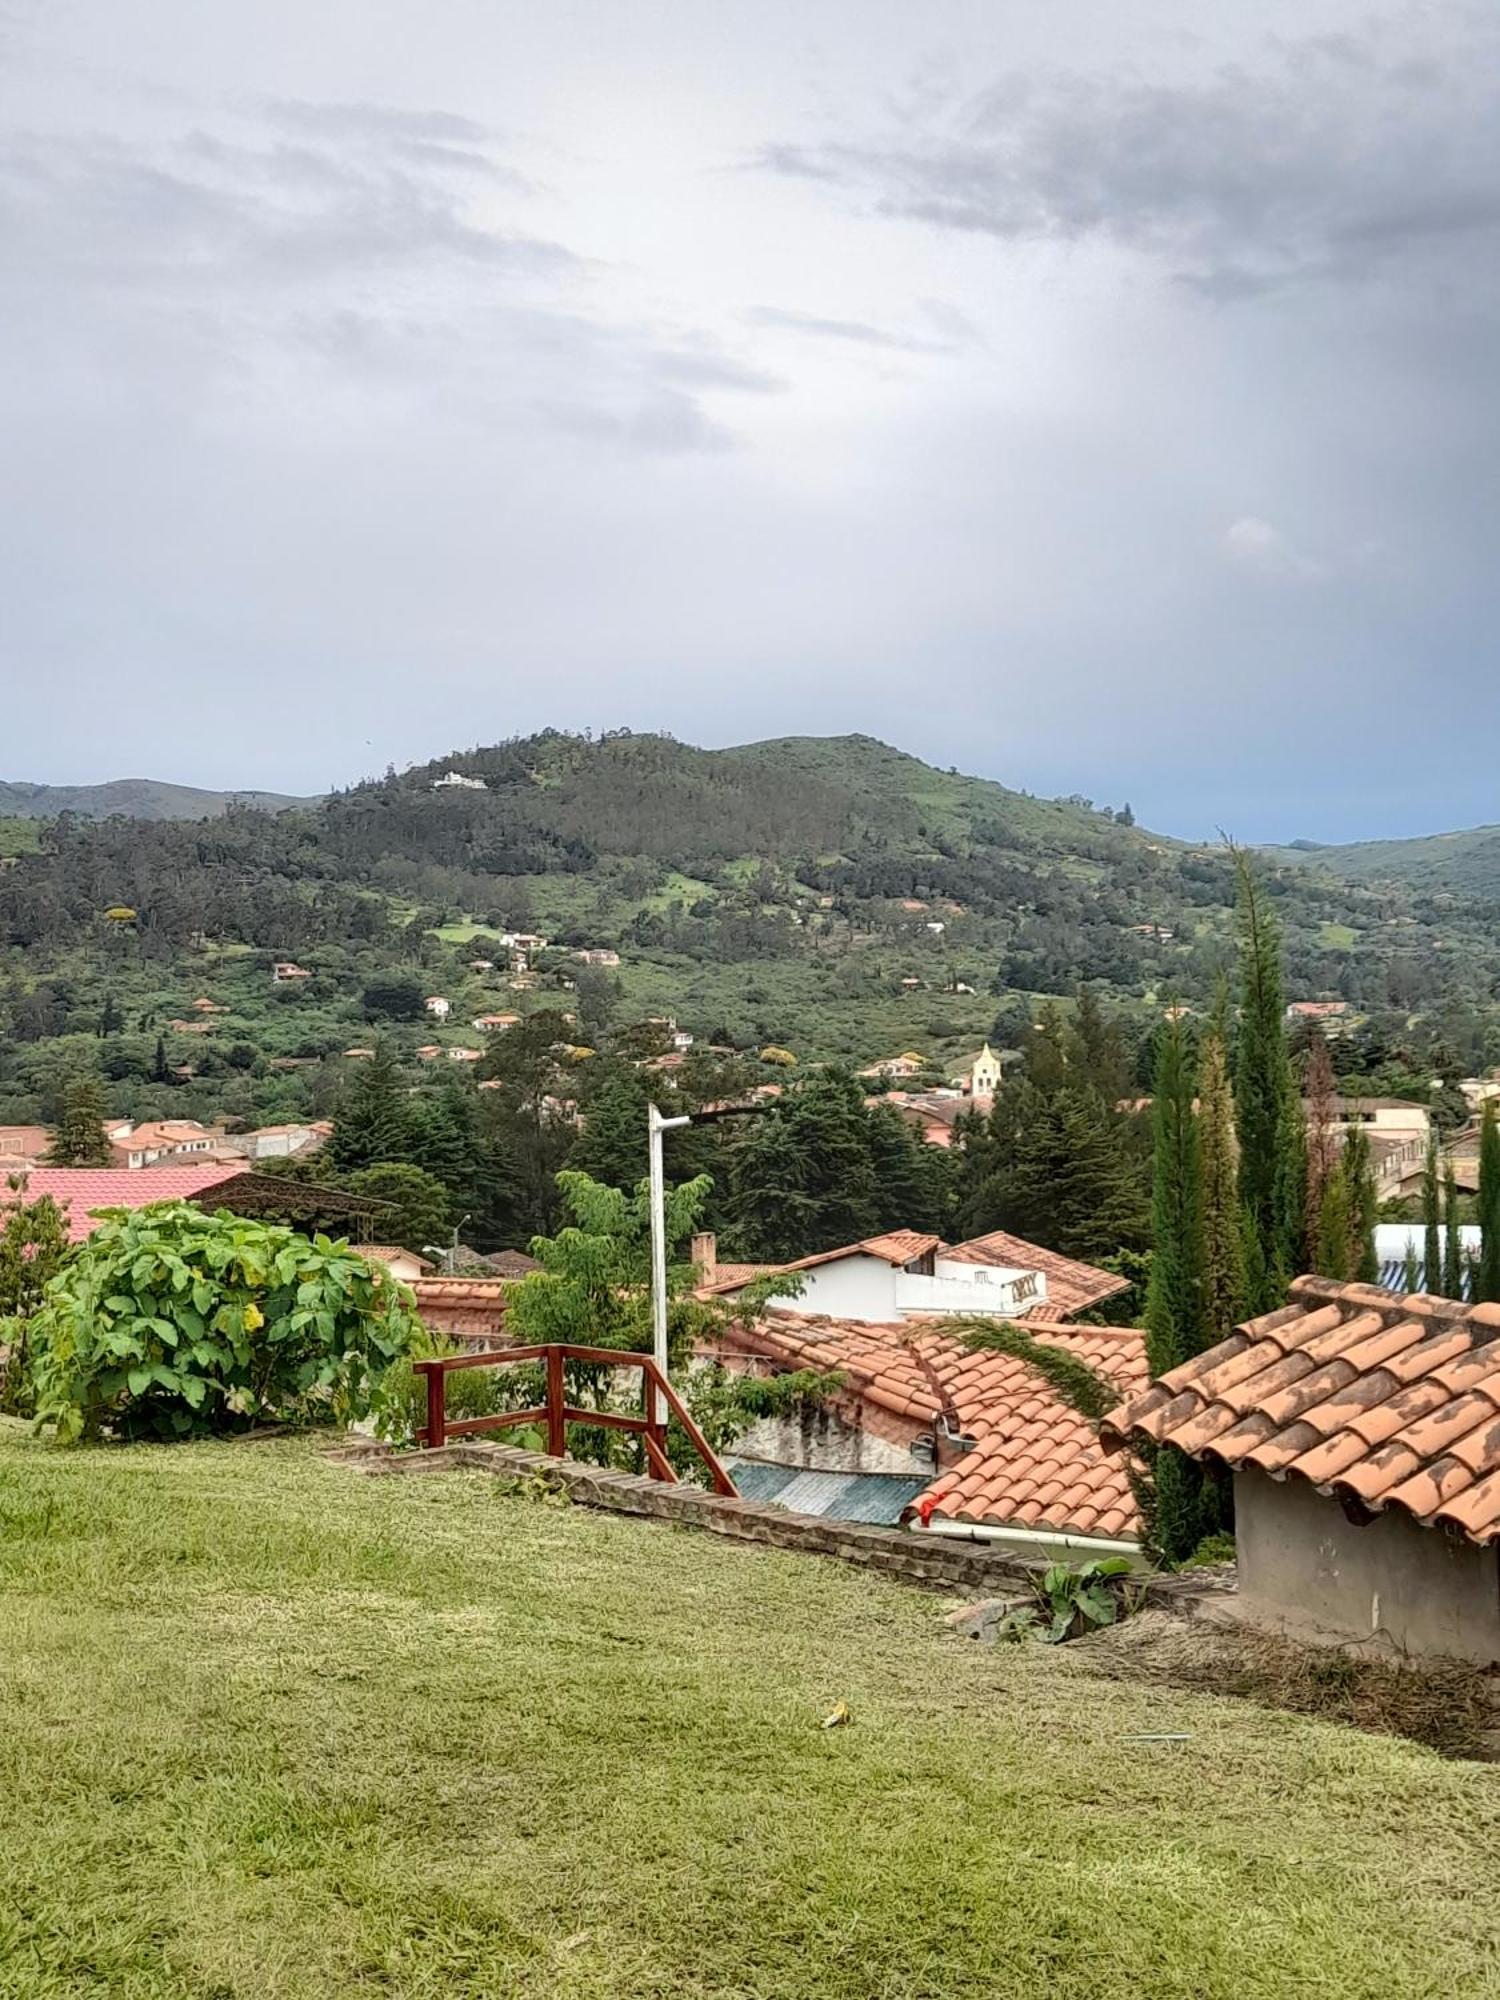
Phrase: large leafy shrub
[{"left": 29, "top": 1202, "right": 422, "bottom": 1442}]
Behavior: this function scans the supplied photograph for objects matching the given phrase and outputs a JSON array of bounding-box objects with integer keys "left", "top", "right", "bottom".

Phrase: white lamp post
[{"left": 647, "top": 1102, "right": 691, "bottom": 1425}]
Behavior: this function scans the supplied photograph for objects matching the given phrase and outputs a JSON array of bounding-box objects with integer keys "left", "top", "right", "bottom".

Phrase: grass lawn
[{"left": 1, "top": 1428, "right": 1497, "bottom": 1998}]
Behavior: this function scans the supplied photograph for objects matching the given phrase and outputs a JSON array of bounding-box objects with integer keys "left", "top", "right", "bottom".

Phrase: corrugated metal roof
[{"left": 725, "top": 1460, "right": 932, "bottom": 1526}]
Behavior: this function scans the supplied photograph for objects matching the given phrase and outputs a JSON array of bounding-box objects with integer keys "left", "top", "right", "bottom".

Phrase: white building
[
  {"left": 425, "top": 996, "right": 451, "bottom": 1020},
  {"left": 708, "top": 1230, "right": 1048, "bottom": 1324},
  {"left": 432, "top": 771, "right": 488, "bottom": 791}
]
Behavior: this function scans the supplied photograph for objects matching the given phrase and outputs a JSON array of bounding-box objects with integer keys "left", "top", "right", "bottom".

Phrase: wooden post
[
  {"left": 545, "top": 1345, "right": 566, "bottom": 1459},
  {"left": 424, "top": 1364, "right": 445, "bottom": 1450}
]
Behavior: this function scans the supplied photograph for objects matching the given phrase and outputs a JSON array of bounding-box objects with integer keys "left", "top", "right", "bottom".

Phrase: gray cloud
[{"left": 758, "top": 13, "right": 1500, "bottom": 297}]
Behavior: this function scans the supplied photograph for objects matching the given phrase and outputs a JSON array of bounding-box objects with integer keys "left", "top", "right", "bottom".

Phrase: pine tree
[
  {"left": 152, "top": 1034, "right": 169, "bottom": 1084},
  {"left": 1421, "top": 1133, "right": 1442, "bottom": 1295},
  {"left": 47, "top": 1074, "right": 112, "bottom": 1165},
  {"left": 568, "top": 1070, "right": 652, "bottom": 1191},
  {"left": 1232, "top": 850, "right": 1303, "bottom": 1310},
  {"left": 328, "top": 1041, "right": 414, "bottom": 1172},
  {"left": 1197, "top": 1021, "right": 1246, "bottom": 1340},
  {"left": 1444, "top": 1164, "right": 1465, "bottom": 1300},
  {"left": 1477, "top": 1101, "right": 1500, "bottom": 1304},
  {"left": 1144, "top": 1015, "right": 1204, "bottom": 1378}
]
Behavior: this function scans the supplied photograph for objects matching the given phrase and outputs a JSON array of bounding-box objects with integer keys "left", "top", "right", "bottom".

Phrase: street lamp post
[{"left": 647, "top": 1102, "right": 691, "bottom": 1425}]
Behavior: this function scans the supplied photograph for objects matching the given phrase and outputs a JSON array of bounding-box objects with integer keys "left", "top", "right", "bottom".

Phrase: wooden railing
[{"left": 410, "top": 1343, "right": 739, "bottom": 1497}]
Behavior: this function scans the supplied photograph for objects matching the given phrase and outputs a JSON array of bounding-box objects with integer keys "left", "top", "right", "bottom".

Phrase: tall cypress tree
[
  {"left": 1143, "top": 1014, "right": 1224, "bottom": 1564},
  {"left": 1443, "top": 1163, "right": 1465, "bottom": 1300},
  {"left": 1232, "top": 851, "right": 1303, "bottom": 1310},
  {"left": 1421, "top": 1133, "right": 1442, "bottom": 1295},
  {"left": 1198, "top": 1021, "right": 1245, "bottom": 1340},
  {"left": 1477, "top": 1101, "right": 1500, "bottom": 1304},
  {"left": 1144, "top": 1014, "right": 1204, "bottom": 1378},
  {"left": 1343, "top": 1122, "right": 1379, "bottom": 1284}
]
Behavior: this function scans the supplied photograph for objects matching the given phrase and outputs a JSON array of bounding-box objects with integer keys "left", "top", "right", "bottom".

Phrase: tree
[
  {"left": 328, "top": 1041, "right": 413, "bottom": 1171},
  {"left": 1232, "top": 851, "right": 1303, "bottom": 1310},
  {"left": 1142, "top": 1014, "right": 1225, "bottom": 1566},
  {"left": 1302, "top": 1033, "right": 1338, "bottom": 1270},
  {"left": 567, "top": 1069, "right": 653, "bottom": 1192},
  {"left": 47, "top": 1073, "right": 112, "bottom": 1165},
  {"left": 28, "top": 1203, "right": 420, "bottom": 1442},
  {"left": 727, "top": 1071, "right": 880, "bottom": 1261},
  {"left": 98, "top": 993, "right": 123, "bottom": 1038},
  {"left": 1197, "top": 1019, "right": 1245, "bottom": 1341},
  {"left": 152, "top": 1034, "right": 169, "bottom": 1084},
  {"left": 1477, "top": 1101, "right": 1500, "bottom": 1304},
  {"left": 361, "top": 978, "right": 426, "bottom": 1022},
  {"left": 1144, "top": 1014, "right": 1204, "bottom": 1379},
  {"left": 1343, "top": 1123, "right": 1379, "bottom": 1285},
  {"left": 1443, "top": 1162, "right": 1465, "bottom": 1300},
  {"left": 344, "top": 1163, "right": 453, "bottom": 1257},
  {"left": 0, "top": 1190, "right": 69, "bottom": 1415},
  {"left": 1421, "top": 1133, "right": 1442, "bottom": 1295}
]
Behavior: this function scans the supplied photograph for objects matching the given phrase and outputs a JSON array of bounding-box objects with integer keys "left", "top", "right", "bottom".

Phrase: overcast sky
[{"left": 2, "top": 1, "right": 1497, "bottom": 841}]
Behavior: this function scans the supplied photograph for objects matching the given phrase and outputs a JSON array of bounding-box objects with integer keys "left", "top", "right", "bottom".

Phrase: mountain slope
[
  {"left": 1265, "top": 824, "right": 1500, "bottom": 897},
  {"left": 0, "top": 778, "right": 313, "bottom": 821}
]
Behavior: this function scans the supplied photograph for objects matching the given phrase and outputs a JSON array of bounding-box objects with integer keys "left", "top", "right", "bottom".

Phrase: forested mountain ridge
[{"left": 2, "top": 730, "right": 1498, "bottom": 1143}]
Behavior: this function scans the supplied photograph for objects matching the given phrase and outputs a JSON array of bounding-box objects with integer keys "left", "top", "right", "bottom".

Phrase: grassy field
[{"left": 1, "top": 1428, "right": 1497, "bottom": 1998}]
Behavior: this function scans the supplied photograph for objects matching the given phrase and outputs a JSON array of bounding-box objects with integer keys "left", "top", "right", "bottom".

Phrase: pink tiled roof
[
  {"left": 1101, "top": 1275, "right": 1500, "bottom": 1546},
  {"left": 723, "top": 1311, "right": 1148, "bottom": 1542},
  {"left": 944, "top": 1230, "right": 1131, "bottom": 1318},
  {"left": 2, "top": 1165, "right": 245, "bottom": 1242}
]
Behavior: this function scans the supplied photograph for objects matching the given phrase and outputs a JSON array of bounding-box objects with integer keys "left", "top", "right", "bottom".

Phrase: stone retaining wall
[{"left": 338, "top": 1438, "right": 1047, "bottom": 1592}]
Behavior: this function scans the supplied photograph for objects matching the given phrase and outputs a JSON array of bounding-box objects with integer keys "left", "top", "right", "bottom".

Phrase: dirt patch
[{"left": 1066, "top": 1608, "right": 1500, "bottom": 1761}]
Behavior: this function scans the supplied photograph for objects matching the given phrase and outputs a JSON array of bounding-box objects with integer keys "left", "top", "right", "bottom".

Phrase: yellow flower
[{"left": 243, "top": 1302, "right": 264, "bottom": 1332}]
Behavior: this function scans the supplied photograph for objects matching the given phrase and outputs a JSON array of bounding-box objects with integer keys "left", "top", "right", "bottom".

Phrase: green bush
[
  {"left": 377, "top": 1332, "right": 537, "bottom": 1448},
  {"left": 29, "top": 1202, "right": 422, "bottom": 1443}
]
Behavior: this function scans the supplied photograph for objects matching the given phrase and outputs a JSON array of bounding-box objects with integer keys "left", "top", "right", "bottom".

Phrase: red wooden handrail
[{"left": 411, "top": 1343, "right": 738, "bottom": 1497}]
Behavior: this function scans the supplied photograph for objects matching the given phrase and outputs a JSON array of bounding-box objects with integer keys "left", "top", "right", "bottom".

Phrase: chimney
[{"left": 691, "top": 1231, "right": 717, "bottom": 1284}]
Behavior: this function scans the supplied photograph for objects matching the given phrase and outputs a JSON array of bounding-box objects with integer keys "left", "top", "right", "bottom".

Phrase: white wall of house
[{"left": 783, "top": 1254, "right": 1047, "bottom": 1324}]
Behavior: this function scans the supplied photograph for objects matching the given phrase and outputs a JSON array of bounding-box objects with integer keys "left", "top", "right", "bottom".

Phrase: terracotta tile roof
[
  {"left": 1, "top": 1165, "right": 245, "bottom": 1242},
  {"left": 1100, "top": 1275, "right": 1500, "bottom": 1546},
  {"left": 723, "top": 1311, "right": 1148, "bottom": 1542},
  {"left": 943, "top": 1230, "right": 1131, "bottom": 1318},
  {"left": 361, "top": 1245, "right": 436, "bottom": 1273},
  {"left": 698, "top": 1231, "right": 942, "bottom": 1296}
]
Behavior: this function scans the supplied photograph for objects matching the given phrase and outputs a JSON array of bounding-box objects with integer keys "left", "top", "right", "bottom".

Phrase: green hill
[
  {"left": 0, "top": 777, "right": 313, "bottom": 821},
  {"left": 3, "top": 729, "right": 1499, "bottom": 1134},
  {"left": 1265, "top": 823, "right": 1500, "bottom": 897}
]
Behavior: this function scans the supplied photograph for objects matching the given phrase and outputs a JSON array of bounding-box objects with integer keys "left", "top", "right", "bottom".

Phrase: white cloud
[{"left": 1222, "top": 515, "right": 1324, "bottom": 581}]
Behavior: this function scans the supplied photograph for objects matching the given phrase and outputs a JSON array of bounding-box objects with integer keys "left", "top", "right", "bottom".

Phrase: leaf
[
  {"left": 127, "top": 1368, "right": 152, "bottom": 1396},
  {"left": 819, "top": 1702, "right": 851, "bottom": 1729},
  {"left": 1074, "top": 1586, "right": 1118, "bottom": 1628}
]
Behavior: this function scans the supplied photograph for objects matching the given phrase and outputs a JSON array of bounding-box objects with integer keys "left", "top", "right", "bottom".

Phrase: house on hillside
[
  {"left": 473, "top": 1012, "right": 521, "bottom": 1032},
  {"left": 698, "top": 1310, "right": 1146, "bottom": 1550},
  {"left": 857, "top": 1052, "right": 927, "bottom": 1081},
  {"left": 425, "top": 996, "right": 451, "bottom": 1020},
  {"left": 271, "top": 961, "right": 311, "bottom": 982},
  {"left": 574, "top": 948, "right": 621, "bottom": 967},
  {"left": 189, "top": 997, "right": 229, "bottom": 1014},
  {"left": 1103, "top": 1276, "right": 1500, "bottom": 1665},
  {"left": 432, "top": 771, "right": 488, "bottom": 791},
  {"left": 1287, "top": 999, "right": 1352, "bottom": 1032},
  {"left": 109, "top": 1120, "right": 225, "bottom": 1169},
  {"left": 447, "top": 1046, "right": 483, "bottom": 1063},
  {"left": 234, "top": 1122, "right": 329, "bottom": 1163},
  {"left": 694, "top": 1227, "right": 1128, "bottom": 1326}
]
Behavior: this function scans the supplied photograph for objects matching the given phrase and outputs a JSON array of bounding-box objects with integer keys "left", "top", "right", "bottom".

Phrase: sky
[{"left": 2, "top": 0, "right": 1498, "bottom": 842}]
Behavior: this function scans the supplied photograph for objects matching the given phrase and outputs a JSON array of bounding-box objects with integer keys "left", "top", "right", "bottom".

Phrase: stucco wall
[
  {"left": 1234, "top": 1468, "right": 1500, "bottom": 1666},
  {"left": 728, "top": 1402, "right": 929, "bottom": 1476}
]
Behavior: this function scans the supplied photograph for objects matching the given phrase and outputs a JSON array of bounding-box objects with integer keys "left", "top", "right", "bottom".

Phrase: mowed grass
[{"left": 1, "top": 1429, "right": 1497, "bottom": 1999}]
